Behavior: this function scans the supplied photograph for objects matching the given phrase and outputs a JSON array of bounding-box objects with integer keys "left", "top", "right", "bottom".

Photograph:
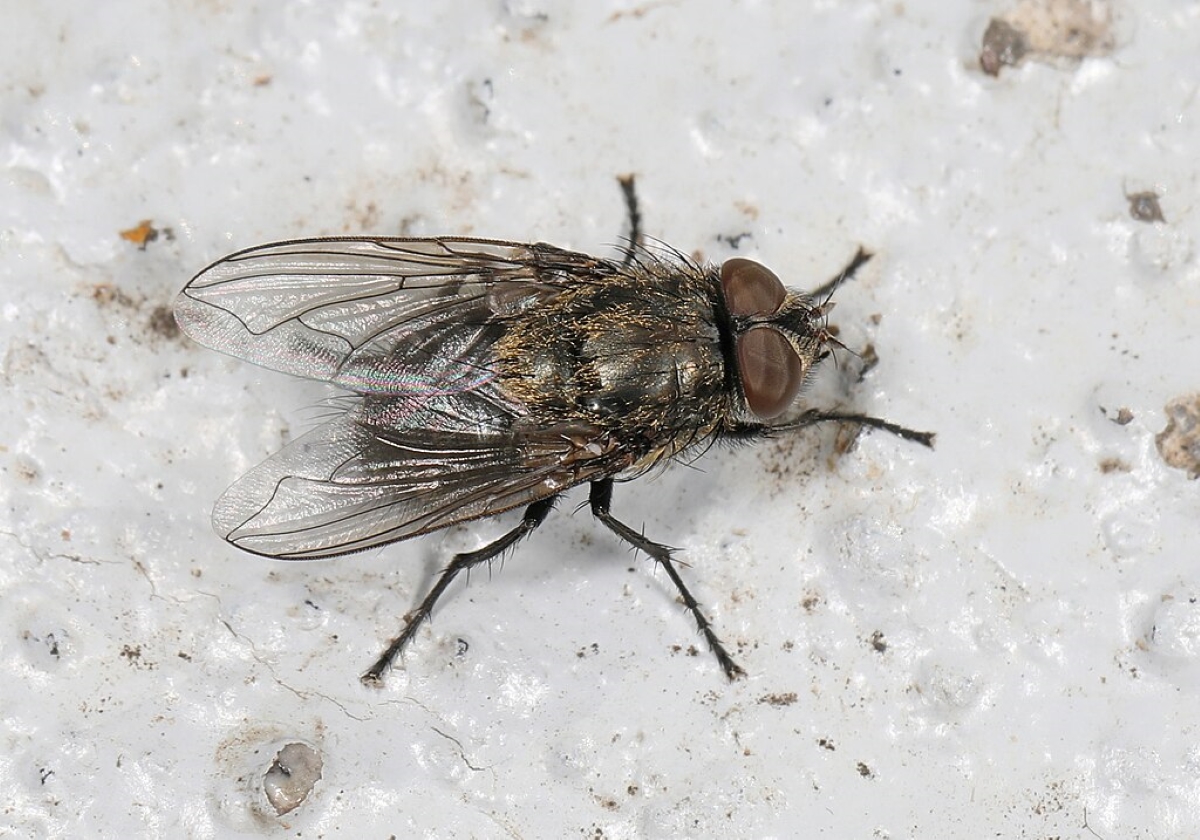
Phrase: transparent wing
[
  {"left": 173, "top": 236, "right": 610, "bottom": 395},
  {"left": 176, "top": 236, "right": 625, "bottom": 557},
  {"left": 215, "top": 399, "right": 616, "bottom": 559}
]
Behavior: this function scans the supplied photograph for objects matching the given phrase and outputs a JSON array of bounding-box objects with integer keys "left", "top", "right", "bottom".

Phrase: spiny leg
[
  {"left": 808, "top": 247, "right": 873, "bottom": 301},
  {"left": 361, "top": 495, "right": 558, "bottom": 686},
  {"left": 728, "top": 409, "right": 936, "bottom": 448},
  {"left": 589, "top": 478, "right": 745, "bottom": 680},
  {"left": 616, "top": 173, "right": 642, "bottom": 268}
]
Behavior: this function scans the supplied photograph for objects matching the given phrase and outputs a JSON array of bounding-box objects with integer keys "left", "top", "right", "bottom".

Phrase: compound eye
[
  {"left": 736, "top": 327, "right": 804, "bottom": 419},
  {"left": 721, "top": 258, "right": 786, "bottom": 317}
]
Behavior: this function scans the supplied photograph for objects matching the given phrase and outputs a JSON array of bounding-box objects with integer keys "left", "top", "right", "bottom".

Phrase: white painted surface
[{"left": 2, "top": 1, "right": 1198, "bottom": 837}]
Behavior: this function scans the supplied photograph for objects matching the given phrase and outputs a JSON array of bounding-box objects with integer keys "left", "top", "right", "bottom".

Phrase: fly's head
[{"left": 720, "top": 257, "right": 840, "bottom": 421}]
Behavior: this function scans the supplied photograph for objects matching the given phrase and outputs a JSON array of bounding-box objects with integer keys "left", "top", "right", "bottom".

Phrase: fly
[{"left": 174, "top": 182, "right": 934, "bottom": 684}]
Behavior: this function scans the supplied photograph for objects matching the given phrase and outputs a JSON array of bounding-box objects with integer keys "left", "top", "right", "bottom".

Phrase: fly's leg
[
  {"left": 589, "top": 478, "right": 746, "bottom": 680},
  {"left": 616, "top": 174, "right": 642, "bottom": 268},
  {"left": 728, "top": 409, "right": 936, "bottom": 447},
  {"left": 361, "top": 495, "right": 558, "bottom": 686},
  {"left": 808, "top": 247, "right": 873, "bottom": 301}
]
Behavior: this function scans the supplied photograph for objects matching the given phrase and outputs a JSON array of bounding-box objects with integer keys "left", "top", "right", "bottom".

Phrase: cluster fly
[{"left": 174, "top": 179, "right": 933, "bottom": 684}]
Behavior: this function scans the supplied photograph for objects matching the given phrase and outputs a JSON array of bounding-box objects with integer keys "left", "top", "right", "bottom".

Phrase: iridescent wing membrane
[{"left": 175, "top": 237, "right": 613, "bottom": 559}]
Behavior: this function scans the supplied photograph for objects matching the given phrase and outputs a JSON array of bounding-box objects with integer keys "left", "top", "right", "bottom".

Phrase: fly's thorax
[
  {"left": 494, "top": 266, "right": 733, "bottom": 453},
  {"left": 719, "top": 258, "right": 830, "bottom": 421}
]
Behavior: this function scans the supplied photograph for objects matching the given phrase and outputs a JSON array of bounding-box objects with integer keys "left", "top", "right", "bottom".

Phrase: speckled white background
[{"left": 3, "top": 1, "right": 1199, "bottom": 837}]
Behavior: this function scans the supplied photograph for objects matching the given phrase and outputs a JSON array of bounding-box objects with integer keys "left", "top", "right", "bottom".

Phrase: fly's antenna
[{"left": 818, "top": 325, "right": 854, "bottom": 374}]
